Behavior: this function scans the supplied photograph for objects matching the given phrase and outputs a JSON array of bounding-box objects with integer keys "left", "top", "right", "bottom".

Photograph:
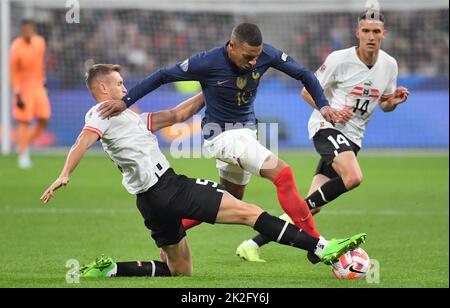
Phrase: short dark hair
[
  {"left": 231, "top": 23, "right": 263, "bottom": 47},
  {"left": 21, "top": 19, "right": 34, "bottom": 26},
  {"left": 85, "top": 64, "right": 121, "bottom": 90},
  {"left": 359, "top": 10, "right": 385, "bottom": 23}
]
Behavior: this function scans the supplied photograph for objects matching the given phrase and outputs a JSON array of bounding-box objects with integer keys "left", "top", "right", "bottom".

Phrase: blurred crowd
[
  {"left": 17, "top": 9, "right": 449, "bottom": 89},
  {"left": 288, "top": 10, "right": 449, "bottom": 78}
]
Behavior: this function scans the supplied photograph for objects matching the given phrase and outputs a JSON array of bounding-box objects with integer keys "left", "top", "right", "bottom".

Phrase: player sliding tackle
[
  {"left": 96, "top": 23, "right": 353, "bottom": 264},
  {"left": 41, "top": 64, "right": 366, "bottom": 278}
]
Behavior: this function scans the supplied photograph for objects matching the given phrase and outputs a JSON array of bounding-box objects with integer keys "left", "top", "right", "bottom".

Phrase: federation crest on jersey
[
  {"left": 236, "top": 76, "right": 248, "bottom": 89},
  {"left": 350, "top": 86, "right": 380, "bottom": 99}
]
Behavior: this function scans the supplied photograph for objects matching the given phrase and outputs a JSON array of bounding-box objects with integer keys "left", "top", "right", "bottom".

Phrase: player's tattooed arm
[
  {"left": 301, "top": 88, "right": 353, "bottom": 124},
  {"left": 379, "top": 87, "right": 409, "bottom": 112},
  {"left": 151, "top": 92, "right": 205, "bottom": 132},
  {"left": 40, "top": 130, "right": 99, "bottom": 204}
]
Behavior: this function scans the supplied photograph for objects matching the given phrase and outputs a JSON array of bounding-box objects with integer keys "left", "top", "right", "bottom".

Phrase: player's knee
[
  {"left": 242, "top": 204, "right": 264, "bottom": 226},
  {"left": 261, "top": 156, "right": 288, "bottom": 181},
  {"left": 277, "top": 159, "right": 288, "bottom": 170},
  {"left": 271, "top": 159, "right": 288, "bottom": 177},
  {"left": 344, "top": 172, "right": 363, "bottom": 190}
]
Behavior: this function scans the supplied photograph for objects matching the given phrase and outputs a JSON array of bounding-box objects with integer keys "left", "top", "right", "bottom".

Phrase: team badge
[{"left": 236, "top": 76, "right": 247, "bottom": 89}]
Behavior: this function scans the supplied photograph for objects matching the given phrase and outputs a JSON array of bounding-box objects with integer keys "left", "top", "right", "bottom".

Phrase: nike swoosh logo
[
  {"left": 217, "top": 80, "right": 229, "bottom": 85},
  {"left": 349, "top": 265, "right": 365, "bottom": 274}
]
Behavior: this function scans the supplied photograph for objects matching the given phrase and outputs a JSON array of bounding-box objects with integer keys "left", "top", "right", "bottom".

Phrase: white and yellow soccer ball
[{"left": 332, "top": 248, "right": 371, "bottom": 280}]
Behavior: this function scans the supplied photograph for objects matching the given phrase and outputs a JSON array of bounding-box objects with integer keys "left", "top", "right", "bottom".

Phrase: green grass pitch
[{"left": 0, "top": 152, "right": 448, "bottom": 288}]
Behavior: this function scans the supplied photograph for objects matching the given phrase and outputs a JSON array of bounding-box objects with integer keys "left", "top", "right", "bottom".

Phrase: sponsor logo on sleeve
[{"left": 180, "top": 59, "right": 189, "bottom": 72}]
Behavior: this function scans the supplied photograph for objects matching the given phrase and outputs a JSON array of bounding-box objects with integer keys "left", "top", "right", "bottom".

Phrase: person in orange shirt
[{"left": 10, "top": 20, "right": 51, "bottom": 168}]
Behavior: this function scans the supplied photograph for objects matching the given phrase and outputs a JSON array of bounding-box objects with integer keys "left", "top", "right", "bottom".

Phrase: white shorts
[{"left": 203, "top": 128, "right": 272, "bottom": 185}]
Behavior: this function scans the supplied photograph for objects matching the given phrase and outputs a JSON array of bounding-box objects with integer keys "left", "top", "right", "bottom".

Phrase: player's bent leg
[
  {"left": 162, "top": 237, "right": 193, "bottom": 276},
  {"left": 215, "top": 191, "right": 263, "bottom": 226},
  {"left": 213, "top": 191, "right": 266, "bottom": 262},
  {"left": 216, "top": 191, "right": 368, "bottom": 265},
  {"left": 211, "top": 191, "right": 265, "bottom": 262},
  {"left": 241, "top": 164, "right": 332, "bottom": 258},
  {"left": 332, "top": 151, "right": 363, "bottom": 190},
  {"left": 240, "top": 173, "right": 332, "bottom": 262},
  {"left": 259, "top": 154, "right": 320, "bottom": 238},
  {"left": 307, "top": 174, "right": 331, "bottom": 215},
  {"left": 252, "top": 211, "right": 368, "bottom": 265},
  {"left": 218, "top": 160, "right": 251, "bottom": 200},
  {"left": 303, "top": 154, "right": 354, "bottom": 212}
]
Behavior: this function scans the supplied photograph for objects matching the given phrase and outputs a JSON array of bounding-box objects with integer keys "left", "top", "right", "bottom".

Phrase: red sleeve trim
[{"left": 84, "top": 126, "right": 103, "bottom": 138}]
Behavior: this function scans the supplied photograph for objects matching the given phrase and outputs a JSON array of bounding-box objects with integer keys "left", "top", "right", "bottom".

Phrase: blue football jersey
[{"left": 123, "top": 42, "right": 329, "bottom": 139}]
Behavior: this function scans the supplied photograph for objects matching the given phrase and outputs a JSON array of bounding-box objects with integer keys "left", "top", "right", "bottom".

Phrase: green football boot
[
  {"left": 79, "top": 255, "right": 117, "bottom": 278},
  {"left": 317, "top": 233, "right": 367, "bottom": 265},
  {"left": 236, "top": 241, "right": 266, "bottom": 262}
]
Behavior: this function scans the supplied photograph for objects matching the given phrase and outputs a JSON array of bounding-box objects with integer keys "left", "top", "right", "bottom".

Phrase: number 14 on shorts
[{"left": 328, "top": 134, "right": 350, "bottom": 157}]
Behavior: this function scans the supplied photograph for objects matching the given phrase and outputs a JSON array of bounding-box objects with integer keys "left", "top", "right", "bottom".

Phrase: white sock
[
  {"left": 314, "top": 236, "right": 329, "bottom": 256},
  {"left": 244, "top": 239, "right": 259, "bottom": 248}
]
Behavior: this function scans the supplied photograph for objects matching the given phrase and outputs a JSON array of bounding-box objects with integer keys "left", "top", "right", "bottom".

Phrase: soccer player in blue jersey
[
  {"left": 98, "top": 23, "right": 352, "bottom": 260},
  {"left": 237, "top": 11, "right": 409, "bottom": 262}
]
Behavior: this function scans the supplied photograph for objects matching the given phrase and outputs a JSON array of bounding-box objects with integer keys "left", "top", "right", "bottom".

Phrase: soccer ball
[{"left": 332, "top": 248, "right": 370, "bottom": 280}]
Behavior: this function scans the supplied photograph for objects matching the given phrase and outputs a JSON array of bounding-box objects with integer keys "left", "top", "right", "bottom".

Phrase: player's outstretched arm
[
  {"left": 301, "top": 88, "right": 353, "bottom": 124},
  {"left": 301, "top": 87, "right": 318, "bottom": 109},
  {"left": 151, "top": 92, "right": 205, "bottom": 132},
  {"left": 99, "top": 54, "right": 208, "bottom": 119},
  {"left": 379, "top": 87, "right": 409, "bottom": 112},
  {"left": 40, "top": 130, "right": 99, "bottom": 204}
]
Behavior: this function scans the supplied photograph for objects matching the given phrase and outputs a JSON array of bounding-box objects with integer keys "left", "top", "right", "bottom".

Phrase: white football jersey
[
  {"left": 308, "top": 47, "right": 398, "bottom": 147},
  {"left": 84, "top": 104, "right": 169, "bottom": 194}
]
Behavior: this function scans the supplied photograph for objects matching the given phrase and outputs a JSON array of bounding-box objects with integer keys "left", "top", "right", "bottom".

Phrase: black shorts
[
  {"left": 312, "top": 128, "right": 360, "bottom": 179},
  {"left": 136, "top": 168, "right": 225, "bottom": 248}
]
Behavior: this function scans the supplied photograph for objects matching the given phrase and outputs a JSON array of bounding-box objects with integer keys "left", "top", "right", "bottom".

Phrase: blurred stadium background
[{"left": 0, "top": 0, "right": 448, "bottom": 152}]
